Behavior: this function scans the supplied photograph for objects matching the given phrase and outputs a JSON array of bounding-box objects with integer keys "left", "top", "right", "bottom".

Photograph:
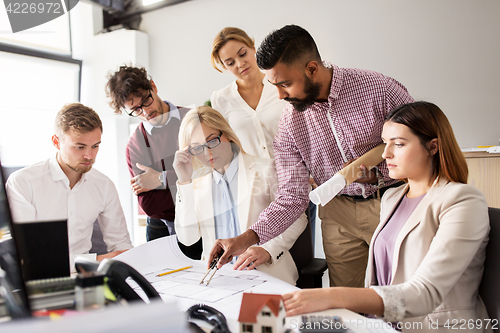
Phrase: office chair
[
  {"left": 479, "top": 207, "right": 500, "bottom": 321},
  {"left": 90, "top": 220, "right": 107, "bottom": 255},
  {"left": 289, "top": 208, "right": 327, "bottom": 289}
]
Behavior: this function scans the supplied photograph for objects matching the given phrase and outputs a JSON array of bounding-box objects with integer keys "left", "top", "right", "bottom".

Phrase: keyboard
[
  {"left": 26, "top": 276, "right": 75, "bottom": 294},
  {"left": 26, "top": 277, "right": 76, "bottom": 311}
]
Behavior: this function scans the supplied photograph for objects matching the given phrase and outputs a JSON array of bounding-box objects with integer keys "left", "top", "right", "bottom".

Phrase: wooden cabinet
[{"left": 464, "top": 152, "right": 500, "bottom": 209}]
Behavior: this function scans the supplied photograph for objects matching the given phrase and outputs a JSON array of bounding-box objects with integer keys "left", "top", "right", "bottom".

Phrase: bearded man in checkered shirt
[{"left": 209, "top": 24, "right": 413, "bottom": 288}]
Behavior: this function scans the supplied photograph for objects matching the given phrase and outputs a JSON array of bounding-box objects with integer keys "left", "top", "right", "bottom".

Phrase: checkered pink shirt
[{"left": 250, "top": 63, "right": 414, "bottom": 244}]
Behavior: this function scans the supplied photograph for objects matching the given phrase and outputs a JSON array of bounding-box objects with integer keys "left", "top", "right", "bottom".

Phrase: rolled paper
[
  {"left": 309, "top": 144, "right": 386, "bottom": 206},
  {"left": 309, "top": 173, "right": 346, "bottom": 205}
]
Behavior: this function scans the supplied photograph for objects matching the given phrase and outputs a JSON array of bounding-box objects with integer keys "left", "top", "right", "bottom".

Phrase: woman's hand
[
  {"left": 173, "top": 147, "right": 194, "bottom": 184},
  {"left": 283, "top": 289, "right": 334, "bottom": 316},
  {"left": 233, "top": 246, "right": 271, "bottom": 271},
  {"left": 284, "top": 287, "right": 384, "bottom": 317}
]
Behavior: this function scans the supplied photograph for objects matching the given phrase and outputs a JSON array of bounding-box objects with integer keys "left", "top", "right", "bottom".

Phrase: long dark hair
[{"left": 385, "top": 101, "right": 468, "bottom": 184}]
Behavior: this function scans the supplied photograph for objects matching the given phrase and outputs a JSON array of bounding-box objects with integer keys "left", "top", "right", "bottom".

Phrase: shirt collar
[
  {"left": 213, "top": 151, "right": 239, "bottom": 184},
  {"left": 324, "top": 61, "right": 342, "bottom": 102},
  {"left": 50, "top": 154, "right": 88, "bottom": 185},
  {"left": 143, "top": 100, "right": 180, "bottom": 135},
  {"left": 49, "top": 154, "right": 67, "bottom": 182}
]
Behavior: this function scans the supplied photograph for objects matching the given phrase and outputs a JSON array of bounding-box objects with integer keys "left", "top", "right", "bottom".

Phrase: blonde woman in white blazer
[
  {"left": 173, "top": 106, "right": 307, "bottom": 285},
  {"left": 282, "top": 102, "right": 491, "bottom": 332}
]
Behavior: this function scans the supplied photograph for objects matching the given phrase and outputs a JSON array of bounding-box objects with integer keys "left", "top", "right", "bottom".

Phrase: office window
[
  {"left": 0, "top": 5, "right": 71, "bottom": 55},
  {"left": 0, "top": 50, "right": 80, "bottom": 167}
]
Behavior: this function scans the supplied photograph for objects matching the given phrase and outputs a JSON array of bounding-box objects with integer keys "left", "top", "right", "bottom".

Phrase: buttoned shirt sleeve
[
  {"left": 258, "top": 159, "right": 308, "bottom": 264},
  {"left": 97, "top": 179, "right": 133, "bottom": 252},
  {"left": 249, "top": 114, "right": 311, "bottom": 244},
  {"left": 5, "top": 172, "right": 37, "bottom": 223}
]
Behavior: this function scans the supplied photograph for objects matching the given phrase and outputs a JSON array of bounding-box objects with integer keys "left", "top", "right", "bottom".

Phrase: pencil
[{"left": 156, "top": 265, "right": 193, "bottom": 277}]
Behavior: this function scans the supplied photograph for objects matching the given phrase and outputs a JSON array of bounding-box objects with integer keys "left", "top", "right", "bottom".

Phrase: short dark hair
[
  {"left": 256, "top": 25, "right": 321, "bottom": 70},
  {"left": 105, "top": 65, "right": 152, "bottom": 114}
]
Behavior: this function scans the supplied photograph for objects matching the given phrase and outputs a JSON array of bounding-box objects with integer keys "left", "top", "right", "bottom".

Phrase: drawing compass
[{"left": 199, "top": 254, "right": 220, "bottom": 286}]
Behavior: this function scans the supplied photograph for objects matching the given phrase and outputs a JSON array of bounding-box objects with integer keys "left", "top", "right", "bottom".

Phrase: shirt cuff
[{"left": 371, "top": 285, "right": 406, "bottom": 322}]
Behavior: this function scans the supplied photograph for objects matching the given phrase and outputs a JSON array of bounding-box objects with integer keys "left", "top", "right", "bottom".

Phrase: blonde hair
[
  {"left": 54, "top": 103, "right": 102, "bottom": 138},
  {"left": 211, "top": 27, "right": 255, "bottom": 73},
  {"left": 179, "top": 106, "right": 244, "bottom": 171}
]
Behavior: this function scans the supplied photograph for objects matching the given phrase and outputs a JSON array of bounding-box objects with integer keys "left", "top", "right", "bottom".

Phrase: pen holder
[{"left": 75, "top": 271, "right": 105, "bottom": 311}]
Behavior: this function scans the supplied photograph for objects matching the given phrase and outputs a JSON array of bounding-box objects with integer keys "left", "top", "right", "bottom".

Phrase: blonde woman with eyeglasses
[{"left": 173, "top": 106, "right": 307, "bottom": 285}]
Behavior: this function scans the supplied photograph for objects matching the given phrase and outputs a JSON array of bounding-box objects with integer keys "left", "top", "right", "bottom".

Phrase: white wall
[
  {"left": 70, "top": 2, "right": 149, "bottom": 240},
  {"left": 139, "top": 0, "right": 500, "bottom": 148}
]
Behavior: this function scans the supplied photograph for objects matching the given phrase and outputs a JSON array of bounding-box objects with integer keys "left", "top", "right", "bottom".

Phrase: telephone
[
  {"left": 75, "top": 258, "right": 160, "bottom": 303},
  {"left": 186, "top": 304, "right": 230, "bottom": 333}
]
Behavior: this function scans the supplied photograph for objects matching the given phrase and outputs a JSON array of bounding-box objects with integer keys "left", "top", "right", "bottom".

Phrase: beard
[
  {"left": 65, "top": 159, "right": 94, "bottom": 174},
  {"left": 285, "top": 76, "right": 322, "bottom": 112},
  {"left": 145, "top": 100, "right": 167, "bottom": 125}
]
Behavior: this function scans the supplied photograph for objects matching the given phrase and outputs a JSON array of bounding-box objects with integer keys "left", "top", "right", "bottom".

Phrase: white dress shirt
[
  {"left": 211, "top": 79, "right": 286, "bottom": 159},
  {"left": 6, "top": 155, "right": 133, "bottom": 263}
]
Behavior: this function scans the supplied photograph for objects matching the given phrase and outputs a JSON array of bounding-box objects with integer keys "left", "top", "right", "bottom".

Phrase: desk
[
  {"left": 0, "top": 236, "right": 395, "bottom": 332},
  {"left": 115, "top": 236, "right": 396, "bottom": 333},
  {"left": 464, "top": 152, "right": 500, "bottom": 208}
]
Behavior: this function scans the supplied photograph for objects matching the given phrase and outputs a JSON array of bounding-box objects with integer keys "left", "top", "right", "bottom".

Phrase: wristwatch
[{"left": 158, "top": 172, "right": 165, "bottom": 187}]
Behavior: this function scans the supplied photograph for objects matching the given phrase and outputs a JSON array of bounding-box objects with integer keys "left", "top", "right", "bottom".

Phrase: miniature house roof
[{"left": 238, "top": 293, "right": 283, "bottom": 323}]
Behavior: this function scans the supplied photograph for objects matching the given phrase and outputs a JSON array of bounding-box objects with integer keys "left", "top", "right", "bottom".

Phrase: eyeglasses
[
  {"left": 188, "top": 132, "right": 223, "bottom": 155},
  {"left": 125, "top": 90, "right": 154, "bottom": 117}
]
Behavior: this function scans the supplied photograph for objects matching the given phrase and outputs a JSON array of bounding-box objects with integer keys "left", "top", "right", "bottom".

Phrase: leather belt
[{"left": 341, "top": 181, "right": 405, "bottom": 201}]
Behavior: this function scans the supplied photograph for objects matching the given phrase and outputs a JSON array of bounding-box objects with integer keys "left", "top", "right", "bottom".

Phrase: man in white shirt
[{"left": 6, "top": 103, "right": 133, "bottom": 266}]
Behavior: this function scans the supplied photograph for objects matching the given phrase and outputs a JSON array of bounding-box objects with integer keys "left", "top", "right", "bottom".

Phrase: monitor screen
[{"left": 0, "top": 160, "right": 31, "bottom": 318}]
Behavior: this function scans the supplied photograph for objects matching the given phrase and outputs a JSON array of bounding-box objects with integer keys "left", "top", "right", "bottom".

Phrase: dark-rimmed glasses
[
  {"left": 125, "top": 90, "right": 154, "bottom": 117},
  {"left": 188, "top": 132, "right": 223, "bottom": 155}
]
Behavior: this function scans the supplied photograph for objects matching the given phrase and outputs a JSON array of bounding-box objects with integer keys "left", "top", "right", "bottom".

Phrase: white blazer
[
  {"left": 175, "top": 152, "right": 307, "bottom": 285},
  {"left": 365, "top": 178, "right": 491, "bottom": 332}
]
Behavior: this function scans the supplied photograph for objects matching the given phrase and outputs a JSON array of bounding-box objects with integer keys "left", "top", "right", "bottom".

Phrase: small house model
[{"left": 238, "top": 293, "right": 286, "bottom": 333}]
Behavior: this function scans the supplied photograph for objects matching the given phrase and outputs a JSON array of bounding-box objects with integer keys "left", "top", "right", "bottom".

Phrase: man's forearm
[{"left": 240, "top": 229, "right": 260, "bottom": 248}]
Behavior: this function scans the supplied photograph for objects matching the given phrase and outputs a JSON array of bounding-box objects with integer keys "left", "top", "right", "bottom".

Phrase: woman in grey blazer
[{"left": 283, "top": 102, "right": 491, "bottom": 332}]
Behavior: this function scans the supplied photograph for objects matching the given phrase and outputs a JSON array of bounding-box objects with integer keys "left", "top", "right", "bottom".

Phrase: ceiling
[{"left": 82, "top": 0, "right": 190, "bottom": 31}]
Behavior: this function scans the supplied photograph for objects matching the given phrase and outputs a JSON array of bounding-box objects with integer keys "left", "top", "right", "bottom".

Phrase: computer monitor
[
  {"left": 13, "top": 220, "right": 70, "bottom": 281},
  {"left": 0, "top": 160, "right": 31, "bottom": 318}
]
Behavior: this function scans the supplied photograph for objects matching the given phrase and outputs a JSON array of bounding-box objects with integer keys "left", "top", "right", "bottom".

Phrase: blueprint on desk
[{"left": 115, "top": 235, "right": 298, "bottom": 319}]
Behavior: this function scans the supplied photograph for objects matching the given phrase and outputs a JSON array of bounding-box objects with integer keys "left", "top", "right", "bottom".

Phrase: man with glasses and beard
[
  {"left": 209, "top": 25, "right": 413, "bottom": 289},
  {"left": 105, "top": 66, "right": 200, "bottom": 258},
  {"left": 6, "top": 103, "right": 133, "bottom": 266}
]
